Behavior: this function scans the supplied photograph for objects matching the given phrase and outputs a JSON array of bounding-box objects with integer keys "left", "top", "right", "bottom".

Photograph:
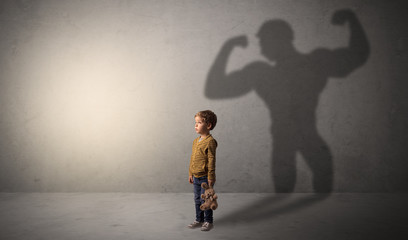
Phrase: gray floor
[{"left": 1, "top": 193, "right": 407, "bottom": 240}]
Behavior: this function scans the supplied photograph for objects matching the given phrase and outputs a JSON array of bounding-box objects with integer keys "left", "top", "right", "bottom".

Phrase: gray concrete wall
[{"left": 0, "top": 0, "right": 406, "bottom": 192}]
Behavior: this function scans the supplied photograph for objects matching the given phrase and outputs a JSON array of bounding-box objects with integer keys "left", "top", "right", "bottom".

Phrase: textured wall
[{"left": 0, "top": 0, "right": 406, "bottom": 192}]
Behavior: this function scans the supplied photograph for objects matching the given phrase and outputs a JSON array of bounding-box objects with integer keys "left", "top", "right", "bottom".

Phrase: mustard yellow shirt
[{"left": 189, "top": 134, "right": 217, "bottom": 180}]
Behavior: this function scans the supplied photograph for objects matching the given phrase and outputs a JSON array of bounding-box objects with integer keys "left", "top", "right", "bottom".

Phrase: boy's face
[{"left": 195, "top": 116, "right": 211, "bottom": 136}]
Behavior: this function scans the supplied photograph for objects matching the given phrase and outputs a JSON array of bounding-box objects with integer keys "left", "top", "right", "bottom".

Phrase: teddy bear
[{"left": 200, "top": 182, "right": 218, "bottom": 211}]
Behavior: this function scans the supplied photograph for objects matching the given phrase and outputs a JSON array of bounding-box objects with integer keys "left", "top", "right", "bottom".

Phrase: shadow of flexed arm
[
  {"left": 205, "top": 36, "right": 254, "bottom": 99},
  {"left": 317, "top": 9, "right": 370, "bottom": 78}
]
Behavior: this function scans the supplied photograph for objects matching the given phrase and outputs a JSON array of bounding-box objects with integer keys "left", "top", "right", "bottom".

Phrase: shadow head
[{"left": 257, "top": 20, "right": 294, "bottom": 61}]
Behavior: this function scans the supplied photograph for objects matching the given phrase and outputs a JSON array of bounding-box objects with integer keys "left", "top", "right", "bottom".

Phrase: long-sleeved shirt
[{"left": 189, "top": 134, "right": 217, "bottom": 180}]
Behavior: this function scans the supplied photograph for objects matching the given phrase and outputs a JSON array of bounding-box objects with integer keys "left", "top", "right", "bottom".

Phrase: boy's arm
[
  {"left": 188, "top": 150, "right": 193, "bottom": 177},
  {"left": 188, "top": 158, "right": 193, "bottom": 184},
  {"left": 188, "top": 140, "right": 195, "bottom": 183},
  {"left": 207, "top": 140, "right": 217, "bottom": 184},
  {"left": 188, "top": 158, "right": 193, "bottom": 177}
]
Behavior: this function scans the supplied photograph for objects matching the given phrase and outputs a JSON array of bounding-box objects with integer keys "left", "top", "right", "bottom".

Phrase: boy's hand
[
  {"left": 188, "top": 176, "right": 193, "bottom": 184},
  {"left": 208, "top": 179, "right": 215, "bottom": 187}
]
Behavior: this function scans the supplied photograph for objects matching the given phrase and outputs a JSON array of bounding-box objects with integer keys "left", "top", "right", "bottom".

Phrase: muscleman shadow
[{"left": 205, "top": 9, "right": 369, "bottom": 223}]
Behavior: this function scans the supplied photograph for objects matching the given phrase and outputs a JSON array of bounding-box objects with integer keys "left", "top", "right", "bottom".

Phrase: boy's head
[{"left": 194, "top": 110, "right": 217, "bottom": 131}]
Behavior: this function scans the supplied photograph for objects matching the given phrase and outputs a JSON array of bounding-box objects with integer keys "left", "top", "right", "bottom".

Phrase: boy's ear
[{"left": 206, "top": 123, "right": 212, "bottom": 130}]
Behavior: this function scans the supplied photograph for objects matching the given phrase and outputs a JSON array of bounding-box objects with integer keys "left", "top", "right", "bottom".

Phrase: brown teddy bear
[{"left": 200, "top": 182, "right": 218, "bottom": 211}]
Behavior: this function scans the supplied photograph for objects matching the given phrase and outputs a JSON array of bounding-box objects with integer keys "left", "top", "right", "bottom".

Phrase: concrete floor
[{"left": 0, "top": 193, "right": 407, "bottom": 240}]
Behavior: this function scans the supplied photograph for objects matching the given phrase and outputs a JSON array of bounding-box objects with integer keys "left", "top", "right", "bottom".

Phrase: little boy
[{"left": 187, "top": 110, "right": 218, "bottom": 231}]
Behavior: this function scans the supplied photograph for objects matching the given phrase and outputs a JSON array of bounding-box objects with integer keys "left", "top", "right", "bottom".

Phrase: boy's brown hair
[{"left": 195, "top": 110, "right": 217, "bottom": 130}]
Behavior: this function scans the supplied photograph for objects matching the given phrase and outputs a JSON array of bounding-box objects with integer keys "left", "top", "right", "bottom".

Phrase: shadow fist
[
  {"left": 227, "top": 35, "right": 248, "bottom": 48},
  {"left": 332, "top": 9, "right": 356, "bottom": 25}
]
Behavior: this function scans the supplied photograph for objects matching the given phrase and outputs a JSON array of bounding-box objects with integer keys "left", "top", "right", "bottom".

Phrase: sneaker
[
  {"left": 187, "top": 221, "right": 203, "bottom": 229},
  {"left": 201, "top": 222, "right": 213, "bottom": 231}
]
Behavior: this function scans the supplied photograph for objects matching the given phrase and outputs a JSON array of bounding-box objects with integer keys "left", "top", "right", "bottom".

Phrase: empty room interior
[{"left": 0, "top": 0, "right": 407, "bottom": 239}]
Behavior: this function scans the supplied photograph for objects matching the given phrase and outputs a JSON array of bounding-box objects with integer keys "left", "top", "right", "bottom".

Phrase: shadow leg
[
  {"left": 299, "top": 134, "right": 333, "bottom": 193},
  {"left": 272, "top": 134, "right": 297, "bottom": 193}
]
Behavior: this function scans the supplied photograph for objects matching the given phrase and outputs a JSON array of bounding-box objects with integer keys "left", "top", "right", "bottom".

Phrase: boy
[{"left": 187, "top": 110, "right": 218, "bottom": 231}]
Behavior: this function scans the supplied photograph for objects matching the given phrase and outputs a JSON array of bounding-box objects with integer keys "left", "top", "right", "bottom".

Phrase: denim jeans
[{"left": 193, "top": 176, "right": 213, "bottom": 223}]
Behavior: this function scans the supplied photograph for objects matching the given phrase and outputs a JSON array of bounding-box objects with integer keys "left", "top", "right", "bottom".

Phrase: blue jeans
[{"left": 193, "top": 176, "right": 213, "bottom": 223}]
